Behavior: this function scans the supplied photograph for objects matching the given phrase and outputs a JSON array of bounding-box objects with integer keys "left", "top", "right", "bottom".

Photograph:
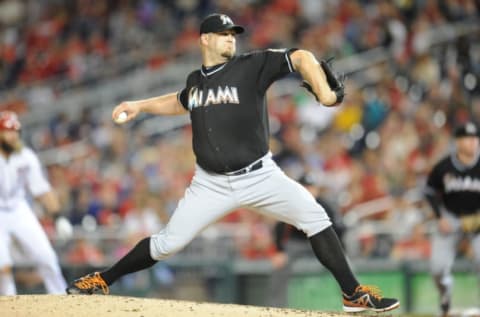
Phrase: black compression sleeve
[
  {"left": 309, "top": 226, "right": 359, "bottom": 295},
  {"left": 100, "top": 237, "right": 157, "bottom": 285}
]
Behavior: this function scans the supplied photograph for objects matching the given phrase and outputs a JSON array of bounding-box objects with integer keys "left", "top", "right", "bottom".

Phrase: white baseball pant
[
  {"left": 0, "top": 201, "right": 67, "bottom": 294},
  {"left": 150, "top": 152, "right": 332, "bottom": 260},
  {"left": 430, "top": 212, "right": 480, "bottom": 290}
]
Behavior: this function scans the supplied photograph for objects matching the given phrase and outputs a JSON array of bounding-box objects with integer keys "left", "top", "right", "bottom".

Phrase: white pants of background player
[
  {"left": 430, "top": 211, "right": 480, "bottom": 302},
  {"left": 0, "top": 201, "right": 67, "bottom": 295},
  {"left": 150, "top": 152, "right": 332, "bottom": 260}
]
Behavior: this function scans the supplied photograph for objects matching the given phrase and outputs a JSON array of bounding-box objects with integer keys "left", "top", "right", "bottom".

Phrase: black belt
[{"left": 224, "top": 160, "right": 263, "bottom": 176}]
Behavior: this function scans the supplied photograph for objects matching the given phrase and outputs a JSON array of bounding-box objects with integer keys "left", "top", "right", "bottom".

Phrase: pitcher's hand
[{"left": 112, "top": 101, "right": 140, "bottom": 124}]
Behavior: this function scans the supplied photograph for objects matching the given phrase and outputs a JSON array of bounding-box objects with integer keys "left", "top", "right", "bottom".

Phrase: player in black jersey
[
  {"left": 425, "top": 121, "right": 480, "bottom": 317},
  {"left": 66, "top": 13, "right": 399, "bottom": 313}
]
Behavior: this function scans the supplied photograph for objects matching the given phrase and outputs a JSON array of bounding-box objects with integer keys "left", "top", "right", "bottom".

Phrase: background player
[
  {"left": 425, "top": 121, "right": 480, "bottom": 317},
  {"left": 66, "top": 13, "right": 399, "bottom": 313},
  {"left": 0, "top": 110, "right": 69, "bottom": 295}
]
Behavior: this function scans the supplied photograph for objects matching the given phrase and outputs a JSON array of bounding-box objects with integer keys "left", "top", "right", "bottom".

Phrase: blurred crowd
[
  {"left": 1, "top": 0, "right": 480, "bottom": 267},
  {"left": 1, "top": 0, "right": 479, "bottom": 106}
]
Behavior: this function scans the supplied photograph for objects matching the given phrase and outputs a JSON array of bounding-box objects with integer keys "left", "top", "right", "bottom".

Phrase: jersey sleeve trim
[{"left": 285, "top": 48, "right": 298, "bottom": 73}]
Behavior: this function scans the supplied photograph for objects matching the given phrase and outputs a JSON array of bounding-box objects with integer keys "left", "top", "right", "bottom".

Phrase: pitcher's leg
[
  {"left": 103, "top": 172, "right": 237, "bottom": 285},
  {"left": 149, "top": 172, "right": 237, "bottom": 260},
  {"left": 240, "top": 168, "right": 358, "bottom": 292},
  {"left": 239, "top": 165, "right": 398, "bottom": 311},
  {"left": 238, "top": 167, "right": 331, "bottom": 236},
  {"left": 68, "top": 168, "right": 237, "bottom": 294}
]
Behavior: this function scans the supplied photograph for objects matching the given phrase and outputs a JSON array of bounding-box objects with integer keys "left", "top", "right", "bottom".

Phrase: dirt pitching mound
[{"left": 0, "top": 295, "right": 358, "bottom": 317}]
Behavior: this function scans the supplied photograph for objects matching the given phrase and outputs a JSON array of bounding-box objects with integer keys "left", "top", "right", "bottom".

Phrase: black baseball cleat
[
  {"left": 66, "top": 272, "right": 109, "bottom": 295},
  {"left": 342, "top": 285, "right": 400, "bottom": 312}
]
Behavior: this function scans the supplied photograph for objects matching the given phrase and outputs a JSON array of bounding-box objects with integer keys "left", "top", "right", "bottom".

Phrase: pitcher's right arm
[{"left": 112, "top": 92, "right": 188, "bottom": 123}]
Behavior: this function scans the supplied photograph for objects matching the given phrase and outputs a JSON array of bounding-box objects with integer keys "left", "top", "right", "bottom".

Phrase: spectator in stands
[
  {"left": 391, "top": 223, "right": 430, "bottom": 261},
  {"left": 66, "top": 237, "right": 105, "bottom": 266}
]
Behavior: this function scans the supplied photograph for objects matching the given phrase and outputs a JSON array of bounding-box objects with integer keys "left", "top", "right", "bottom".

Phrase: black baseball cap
[
  {"left": 199, "top": 13, "right": 244, "bottom": 35},
  {"left": 454, "top": 122, "right": 479, "bottom": 138}
]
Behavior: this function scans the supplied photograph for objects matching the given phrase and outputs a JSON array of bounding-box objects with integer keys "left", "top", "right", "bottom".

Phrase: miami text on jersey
[
  {"left": 444, "top": 174, "right": 480, "bottom": 192},
  {"left": 188, "top": 85, "right": 239, "bottom": 110}
]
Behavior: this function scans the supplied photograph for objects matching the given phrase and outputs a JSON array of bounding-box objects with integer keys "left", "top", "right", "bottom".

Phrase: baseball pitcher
[{"left": 66, "top": 13, "right": 399, "bottom": 312}]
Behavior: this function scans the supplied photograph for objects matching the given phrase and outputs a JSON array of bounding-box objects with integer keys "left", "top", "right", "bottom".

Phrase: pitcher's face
[
  {"left": 215, "top": 30, "right": 236, "bottom": 58},
  {"left": 204, "top": 30, "right": 237, "bottom": 59}
]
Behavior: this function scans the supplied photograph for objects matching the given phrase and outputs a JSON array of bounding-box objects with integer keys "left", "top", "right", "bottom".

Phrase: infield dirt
[{"left": 0, "top": 294, "right": 380, "bottom": 317}]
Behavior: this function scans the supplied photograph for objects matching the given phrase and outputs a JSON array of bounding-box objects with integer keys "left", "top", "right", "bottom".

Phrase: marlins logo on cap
[
  {"left": 454, "top": 121, "right": 479, "bottom": 138},
  {"left": 199, "top": 13, "right": 245, "bottom": 35}
]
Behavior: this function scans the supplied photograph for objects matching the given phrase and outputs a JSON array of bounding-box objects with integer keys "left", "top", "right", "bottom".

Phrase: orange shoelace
[
  {"left": 74, "top": 272, "right": 109, "bottom": 295},
  {"left": 357, "top": 285, "right": 382, "bottom": 300}
]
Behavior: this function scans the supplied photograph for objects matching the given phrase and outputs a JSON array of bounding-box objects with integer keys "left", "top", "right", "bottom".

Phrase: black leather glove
[
  {"left": 301, "top": 57, "right": 346, "bottom": 105},
  {"left": 320, "top": 57, "right": 345, "bottom": 104}
]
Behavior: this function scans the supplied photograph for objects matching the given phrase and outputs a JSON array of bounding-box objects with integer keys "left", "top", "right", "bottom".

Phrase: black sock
[
  {"left": 100, "top": 237, "right": 157, "bottom": 285},
  {"left": 309, "top": 226, "right": 359, "bottom": 295}
]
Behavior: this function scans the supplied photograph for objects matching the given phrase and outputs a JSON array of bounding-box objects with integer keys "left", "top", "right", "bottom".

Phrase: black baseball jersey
[
  {"left": 426, "top": 152, "right": 480, "bottom": 217},
  {"left": 178, "top": 48, "right": 296, "bottom": 173}
]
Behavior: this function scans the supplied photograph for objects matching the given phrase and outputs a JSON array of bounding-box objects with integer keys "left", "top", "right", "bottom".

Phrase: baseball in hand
[{"left": 115, "top": 111, "right": 128, "bottom": 123}]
